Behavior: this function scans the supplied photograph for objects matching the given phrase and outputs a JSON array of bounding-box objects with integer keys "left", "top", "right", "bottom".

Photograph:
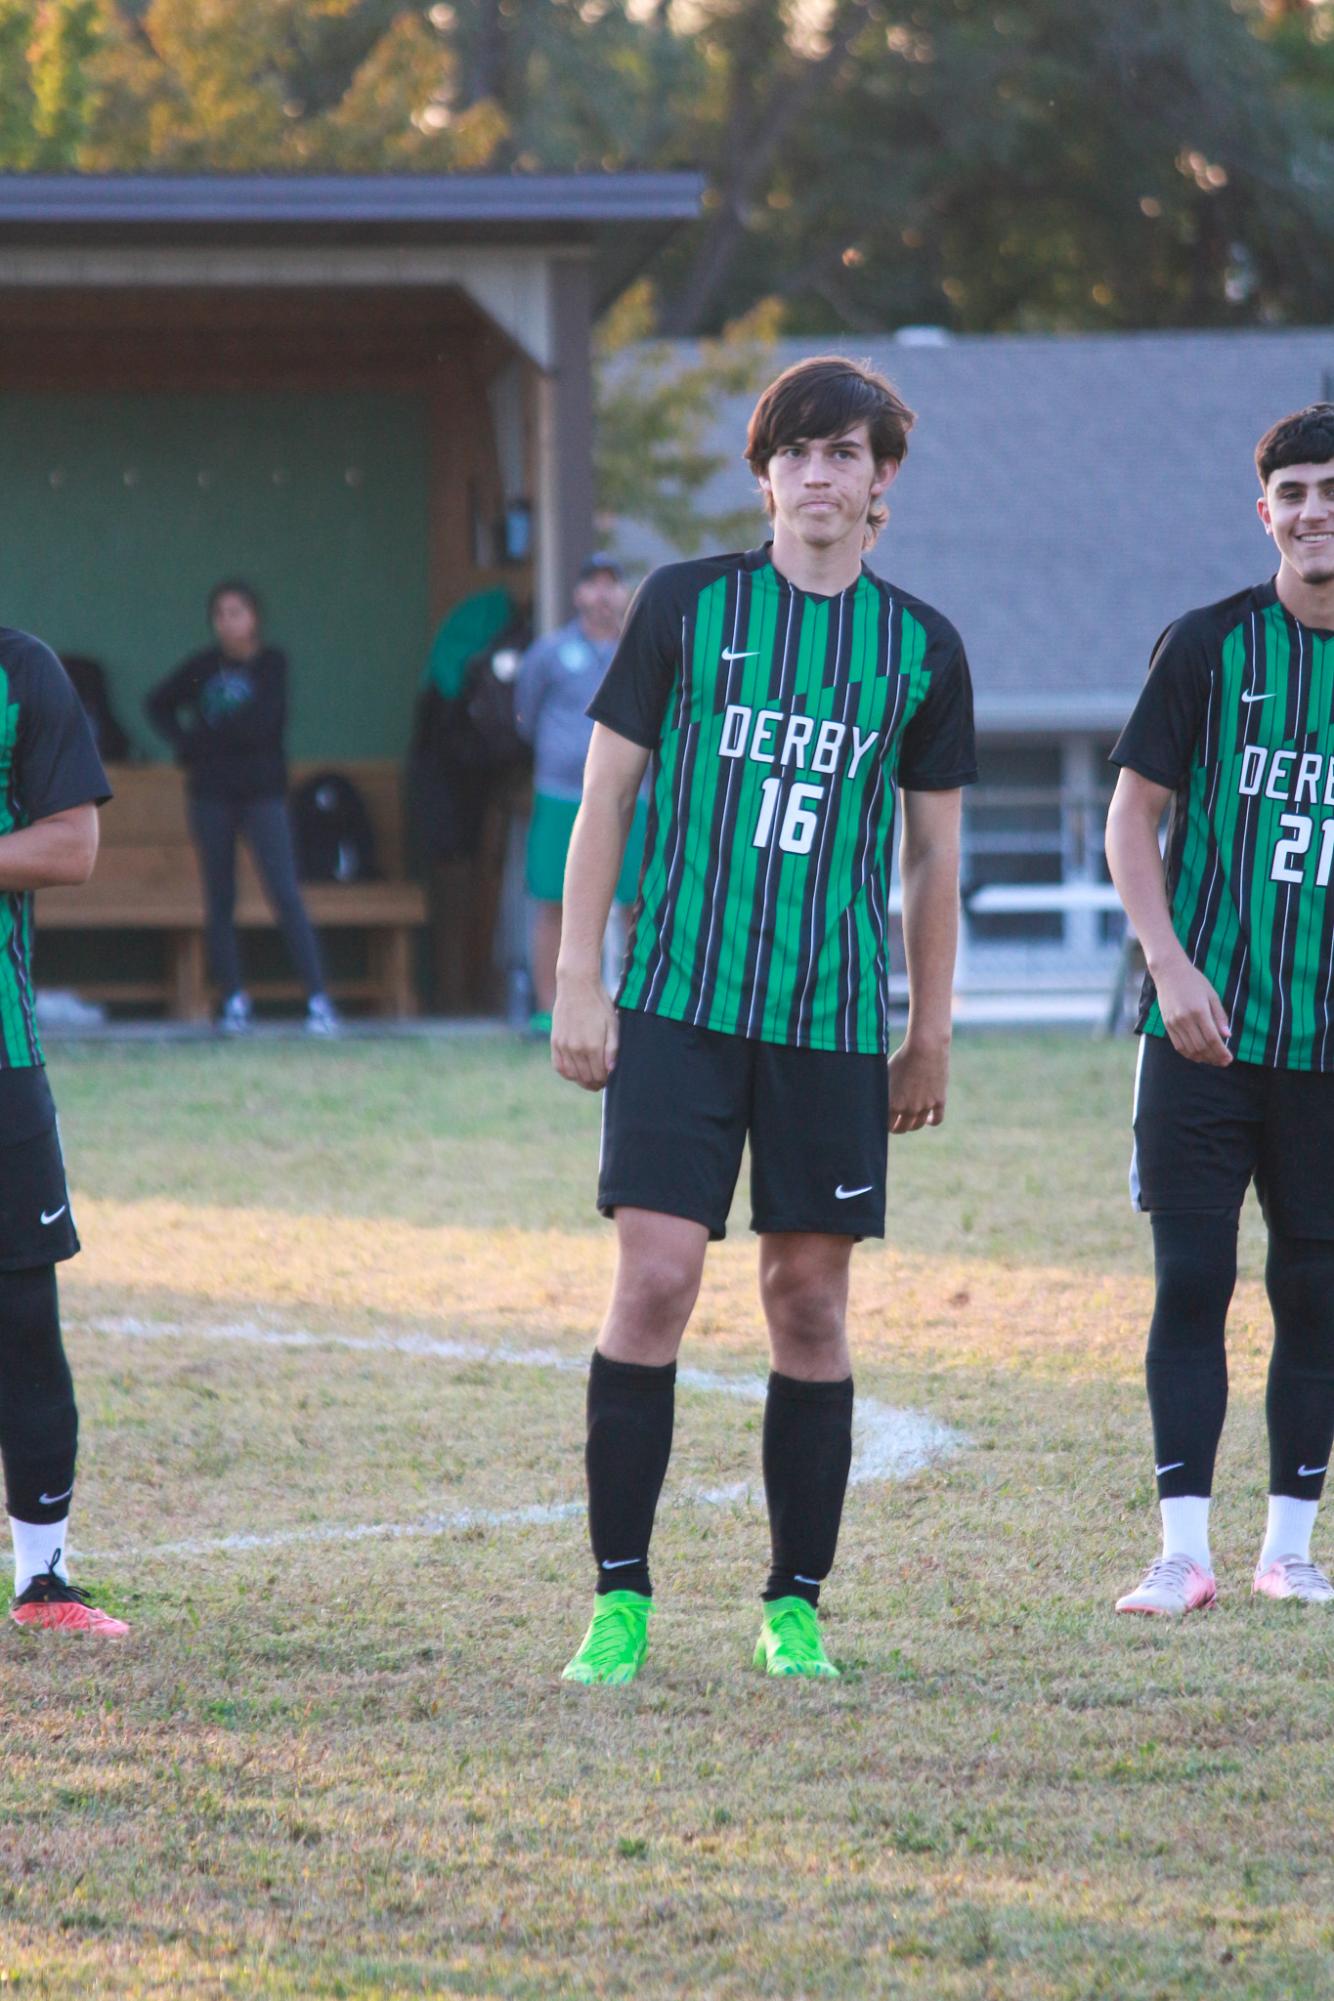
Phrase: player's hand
[
  {"left": 888, "top": 1034, "right": 949, "bottom": 1134},
  {"left": 551, "top": 974, "right": 618, "bottom": 1091},
  {"left": 1153, "top": 960, "right": 1232, "bottom": 1066}
]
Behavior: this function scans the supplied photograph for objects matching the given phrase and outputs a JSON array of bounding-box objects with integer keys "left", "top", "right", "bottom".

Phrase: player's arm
[
  {"left": 552, "top": 724, "right": 650, "bottom": 1092},
  {"left": 0, "top": 803, "right": 99, "bottom": 890},
  {"left": 890, "top": 785, "right": 962, "bottom": 1134},
  {"left": 1105, "top": 767, "right": 1231, "bottom": 1066}
]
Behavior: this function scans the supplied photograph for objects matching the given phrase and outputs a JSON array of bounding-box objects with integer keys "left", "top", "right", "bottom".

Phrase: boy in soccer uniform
[
  {"left": 552, "top": 356, "right": 976, "bottom": 1682},
  {"left": 1107, "top": 404, "right": 1334, "bottom": 1615},
  {"left": 0, "top": 626, "right": 126, "bottom": 1636}
]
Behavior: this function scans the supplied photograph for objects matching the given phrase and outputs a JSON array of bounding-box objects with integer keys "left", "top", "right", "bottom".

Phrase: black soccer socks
[
  {"left": 1145, "top": 1211, "right": 1236, "bottom": 1499},
  {"left": 762, "top": 1369, "right": 854, "bottom": 1608},
  {"left": 1265, "top": 1233, "right": 1334, "bottom": 1501},
  {"left": 585, "top": 1349, "right": 675, "bottom": 1599},
  {"left": 0, "top": 1264, "right": 78, "bottom": 1527}
]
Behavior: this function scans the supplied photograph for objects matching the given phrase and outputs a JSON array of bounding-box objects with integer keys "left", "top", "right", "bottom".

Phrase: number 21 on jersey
[{"left": 1271, "top": 812, "right": 1334, "bottom": 887}]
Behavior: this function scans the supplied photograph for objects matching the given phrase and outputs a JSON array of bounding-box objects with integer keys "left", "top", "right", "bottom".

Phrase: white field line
[{"left": 74, "top": 1315, "right": 962, "bottom": 1566}]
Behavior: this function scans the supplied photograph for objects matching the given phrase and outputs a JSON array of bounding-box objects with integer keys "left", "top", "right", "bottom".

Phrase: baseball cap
[{"left": 577, "top": 551, "right": 623, "bottom": 581}]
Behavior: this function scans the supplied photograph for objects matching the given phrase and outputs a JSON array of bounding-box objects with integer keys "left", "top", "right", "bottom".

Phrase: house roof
[
  {"left": 0, "top": 171, "right": 705, "bottom": 307},
  {"left": 611, "top": 328, "right": 1334, "bottom": 734}
]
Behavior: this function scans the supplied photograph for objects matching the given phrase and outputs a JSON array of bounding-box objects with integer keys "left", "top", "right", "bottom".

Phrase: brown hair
[
  {"left": 1255, "top": 404, "right": 1334, "bottom": 485},
  {"left": 744, "top": 355, "right": 916, "bottom": 543}
]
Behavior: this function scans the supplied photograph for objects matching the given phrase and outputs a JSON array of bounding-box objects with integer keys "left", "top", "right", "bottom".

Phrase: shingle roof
[{"left": 611, "top": 329, "right": 1334, "bottom": 732}]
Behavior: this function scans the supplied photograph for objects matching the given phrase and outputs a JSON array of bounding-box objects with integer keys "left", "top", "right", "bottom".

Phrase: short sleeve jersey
[
  {"left": 0, "top": 628, "right": 111, "bottom": 1069},
  {"left": 1112, "top": 579, "right": 1334, "bottom": 1069},
  {"left": 588, "top": 545, "right": 976, "bottom": 1055}
]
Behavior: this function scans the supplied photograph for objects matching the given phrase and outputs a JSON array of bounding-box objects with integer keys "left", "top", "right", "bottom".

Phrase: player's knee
[
  {"left": 613, "top": 1252, "right": 700, "bottom": 1336},
  {"left": 1148, "top": 1212, "right": 1236, "bottom": 1352},
  {"left": 760, "top": 1256, "right": 846, "bottom": 1347},
  {"left": 1266, "top": 1235, "right": 1334, "bottom": 1368}
]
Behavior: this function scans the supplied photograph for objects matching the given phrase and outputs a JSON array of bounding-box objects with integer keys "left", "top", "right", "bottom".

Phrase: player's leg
[
  {"left": 0, "top": 1098, "right": 128, "bottom": 1636},
  {"left": 240, "top": 797, "right": 335, "bottom": 1030},
  {"left": 747, "top": 1040, "right": 886, "bottom": 1677},
  {"left": 563, "top": 1012, "right": 748, "bottom": 1683},
  {"left": 525, "top": 794, "right": 577, "bottom": 1027},
  {"left": 1251, "top": 1070, "right": 1334, "bottom": 1601},
  {"left": 188, "top": 793, "right": 248, "bottom": 1028},
  {"left": 529, "top": 902, "right": 562, "bottom": 1020},
  {"left": 753, "top": 1232, "right": 854, "bottom": 1678},
  {"left": 1114, "top": 1208, "right": 1237, "bottom": 1614},
  {"left": 1252, "top": 1233, "right": 1334, "bottom": 1600},
  {"left": 1116, "top": 1035, "right": 1257, "bottom": 1615}
]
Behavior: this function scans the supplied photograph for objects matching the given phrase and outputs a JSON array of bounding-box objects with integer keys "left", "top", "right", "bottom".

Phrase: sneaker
[
  {"left": 561, "top": 1590, "right": 651, "bottom": 1685},
  {"left": 11, "top": 1565, "right": 129, "bottom": 1637},
  {"left": 753, "top": 1595, "right": 840, "bottom": 1678},
  {"left": 305, "top": 993, "right": 341, "bottom": 1037},
  {"left": 218, "top": 990, "right": 252, "bottom": 1035},
  {"left": 1115, "top": 1553, "right": 1217, "bottom": 1617},
  {"left": 1253, "top": 1554, "right": 1334, "bottom": 1602},
  {"left": 527, "top": 1010, "right": 553, "bottom": 1040}
]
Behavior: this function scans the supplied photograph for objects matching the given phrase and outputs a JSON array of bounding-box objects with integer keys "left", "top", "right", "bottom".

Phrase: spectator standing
[
  {"left": 516, "top": 556, "right": 644, "bottom": 1032},
  {"left": 145, "top": 580, "right": 337, "bottom": 1035}
]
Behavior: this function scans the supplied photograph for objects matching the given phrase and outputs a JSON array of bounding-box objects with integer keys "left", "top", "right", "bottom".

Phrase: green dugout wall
[{"left": 0, "top": 389, "right": 430, "bottom": 763}]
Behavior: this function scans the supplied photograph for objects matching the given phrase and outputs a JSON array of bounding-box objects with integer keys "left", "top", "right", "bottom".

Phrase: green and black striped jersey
[
  {"left": 588, "top": 545, "right": 976, "bottom": 1055},
  {"left": 0, "top": 629, "right": 111, "bottom": 1069},
  {"left": 1113, "top": 579, "right": 1334, "bottom": 1070}
]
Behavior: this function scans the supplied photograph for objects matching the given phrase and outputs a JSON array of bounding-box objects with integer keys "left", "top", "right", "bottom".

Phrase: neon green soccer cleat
[
  {"left": 561, "top": 1591, "right": 652, "bottom": 1685},
  {"left": 753, "top": 1595, "right": 840, "bottom": 1679}
]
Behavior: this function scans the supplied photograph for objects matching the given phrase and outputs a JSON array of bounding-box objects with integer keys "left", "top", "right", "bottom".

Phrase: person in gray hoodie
[{"left": 515, "top": 555, "right": 644, "bottom": 1029}]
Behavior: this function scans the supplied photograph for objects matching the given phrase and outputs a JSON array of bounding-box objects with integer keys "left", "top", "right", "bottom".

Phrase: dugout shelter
[{"left": 0, "top": 171, "right": 702, "bottom": 1013}]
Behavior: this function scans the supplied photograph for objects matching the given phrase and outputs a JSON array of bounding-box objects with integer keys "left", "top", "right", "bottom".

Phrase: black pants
[{"left": 189, "top": 793, "right": 325, "bottom": 1000}]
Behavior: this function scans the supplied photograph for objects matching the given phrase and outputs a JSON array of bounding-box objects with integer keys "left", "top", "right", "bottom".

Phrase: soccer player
[
  {"left": 1107, "top": 403, "right": 1334, "bottom": 1615},
  {"left": 0, "top": 626, "right": 127, "bottom": 1636},
  {"left": 552, "top": 354, "right": 976, "bottom": 1682}
]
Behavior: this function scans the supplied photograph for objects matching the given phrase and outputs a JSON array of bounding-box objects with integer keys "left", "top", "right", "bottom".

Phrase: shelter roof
[{"left": 0, "top": 172, "right": 704, "bottom": 307}]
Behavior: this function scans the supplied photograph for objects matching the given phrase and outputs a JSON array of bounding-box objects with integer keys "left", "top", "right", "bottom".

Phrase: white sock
[
  {"left": 1258, "top": 1495, "right": 1318, "bottom": 1572},
  {"left": 10, "top": 1516, "right": 69, "bottom": 1596},
  {"left": 1160, "top": 1495, "right": 1212, "bottom": 1569}
]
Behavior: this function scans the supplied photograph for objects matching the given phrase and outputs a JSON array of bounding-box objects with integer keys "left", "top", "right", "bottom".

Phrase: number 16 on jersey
[{"left": 753, "top": 778, "right": 825, "bottom": 856}]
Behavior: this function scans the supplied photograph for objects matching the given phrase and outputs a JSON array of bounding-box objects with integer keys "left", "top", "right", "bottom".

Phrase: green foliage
[
  {"left": 0, "top": 0, "right": 1327, "bottom": 334},
  {"left": 0, "top": 0, "right": 101, "bottom": 167},
  {"left": 594, "top": 281, "right": 779, "bottom": 554}
]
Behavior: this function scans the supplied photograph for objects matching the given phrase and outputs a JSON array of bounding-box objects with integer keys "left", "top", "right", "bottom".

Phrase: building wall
[{"left": 0, "top": 387, "right": 431, "bottom": 762}]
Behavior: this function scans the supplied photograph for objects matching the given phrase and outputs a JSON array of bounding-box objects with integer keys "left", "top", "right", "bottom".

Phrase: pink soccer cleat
[
  {"left": 1115, "top": 1554, "right": 1217, "bottom": 1617},
  {"left": 1253, "top": 1555, "right": 1334, "bottom": 1603},
  {"left": 11, "top": 1565, "right": 129, "bottom": 1637}
]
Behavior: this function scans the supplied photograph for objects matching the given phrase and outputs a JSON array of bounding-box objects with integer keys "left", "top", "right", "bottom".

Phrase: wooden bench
[{"left": 37, "top": 761, "right": 427, "bottom": 1020}]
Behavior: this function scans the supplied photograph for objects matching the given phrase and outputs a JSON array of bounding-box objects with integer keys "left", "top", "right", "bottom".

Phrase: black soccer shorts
[
  {"left": 1131, "top": 1029, "right": 1334, "bottom": 1237},
  {"left": 0, "top": 1069, "right": 80, "bottom": 1269},
  {"left": 597, "top": 1006, "right": 888, "bottom": 1240}
]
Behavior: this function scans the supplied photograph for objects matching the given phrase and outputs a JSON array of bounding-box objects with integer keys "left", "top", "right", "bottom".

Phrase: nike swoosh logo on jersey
[
  {"left": 40, "top": 1205, "right": 67, "bottom": 1226},
  {"left": 1240, "top": 690, "right": 1276, "bottom": 703},
  {"left": 1154, "top": 1461, "right": 1185, "bottom": 1476},
  {"left": 720, "top": 648, "right": 758, "bottom": 662},
  {"left": 1298, "top": 1463, "right": 1329, "bottom": 1479},
  {"left": 835, "top": 1183, "right": 874, "bottom": 1200},
  {"left": 38, "top": 1486, "right": 73, "bottom": 1508}
]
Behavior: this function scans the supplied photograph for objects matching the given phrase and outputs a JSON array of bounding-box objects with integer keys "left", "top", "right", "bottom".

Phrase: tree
[
  {"left": 0, "top": 0, "right": 1328, "bottom": 336},
  {"left": 594, "top": 282, "right": 779, "bottom": 553}
]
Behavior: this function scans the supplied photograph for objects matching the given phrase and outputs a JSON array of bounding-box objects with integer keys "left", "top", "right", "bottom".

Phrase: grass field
[{"left": 3, "top": 1029, "right": 1331, "bottom": 2000}]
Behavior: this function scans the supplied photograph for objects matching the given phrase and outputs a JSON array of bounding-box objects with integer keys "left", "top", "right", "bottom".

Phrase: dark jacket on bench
[{"left": 145, "top": 647, "right": 288, "bottom": 802}]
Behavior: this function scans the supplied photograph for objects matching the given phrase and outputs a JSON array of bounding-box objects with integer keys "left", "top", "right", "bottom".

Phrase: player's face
[
  {"left": 574, "top": 571, "right": 627, "bottom": 638},
  {"left": 1259, "top": 461, "right": 1334, "bottom": 588},
  {"left": 760, "top": 425, "right": 896, "bottom": 547},
  {"left": 211, "top": 591, "right": 261, "bottom": 658}
]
